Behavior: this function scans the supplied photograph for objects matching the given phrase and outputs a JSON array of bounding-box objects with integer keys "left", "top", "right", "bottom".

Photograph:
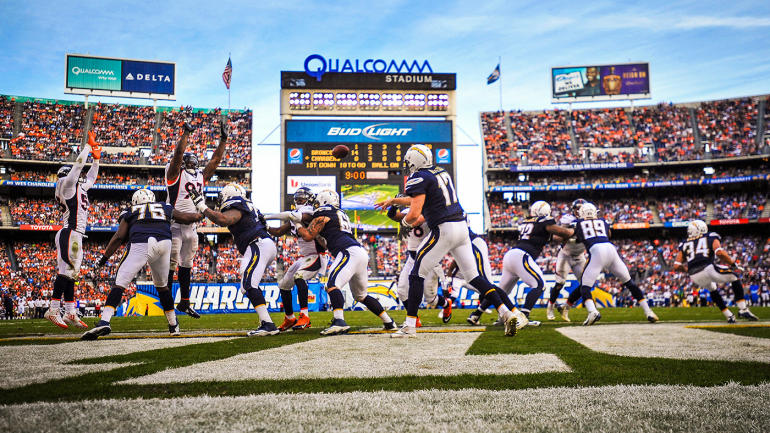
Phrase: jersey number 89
[{"left": 580, "top": 220, "right": 607, "bottom": 238}]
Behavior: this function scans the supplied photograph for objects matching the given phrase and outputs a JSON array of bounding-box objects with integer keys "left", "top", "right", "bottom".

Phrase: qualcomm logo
[
  {"left": 71, "top": 67, "right": 115, "bottom": 76},
  {"left": 304, "top": 54, "right": 433, "bottom": 81},
  {"left": 327, "top": 123, "right": 412, "bottom": 140},
  {"left": 125, "top": 73, "right": 171, "bottom": 82}
]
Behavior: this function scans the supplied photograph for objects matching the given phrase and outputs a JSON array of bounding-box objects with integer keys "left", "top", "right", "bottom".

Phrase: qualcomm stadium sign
[{"left": 304, "top": 54, "right": 433, "bottom": 81}]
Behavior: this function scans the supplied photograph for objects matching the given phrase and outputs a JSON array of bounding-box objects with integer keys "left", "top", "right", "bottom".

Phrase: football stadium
[{"left": 1, "top": 2, "right": 769, "bottom": 432}]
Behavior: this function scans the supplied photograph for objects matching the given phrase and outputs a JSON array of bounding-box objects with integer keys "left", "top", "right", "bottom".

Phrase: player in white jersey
[
  {"left": 263, "top": 187, "right": 329, "bottom": 331},
  {"left": 165, "top": 121, "right": 228, "bottom": 319},
  {"left": 44, "top": 131, "right": 101, "bottom": 330},
  {"left": 547, "top": 199, "right": 588, "bottom": 322},
  {"left": 385, "top": 201, "right": 451, "bottom": 324}
]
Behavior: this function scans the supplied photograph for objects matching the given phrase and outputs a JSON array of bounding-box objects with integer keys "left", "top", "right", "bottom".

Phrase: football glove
[
  {"left": 183, "top": 121, "right": 195, "bottom": 134},
  {"left": 88, "top": 131, "right": 102, "bottom": 160},
  {"left": 188, "top": 188, "right": 208, "bottom": 213},
  {"left": 220, "top": 122, "right": 229, "bottom": 141}
]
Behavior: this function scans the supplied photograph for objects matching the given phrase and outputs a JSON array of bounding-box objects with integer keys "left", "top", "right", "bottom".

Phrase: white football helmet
[
  {"left": 529, "top": 200, "right": 551, "bottom": 218},
  {"left": 220, "top": 183, "right": 246, "bottom": 204},
  {"left": 403, "top": 144, "right": 433, "bottom": 175},
  {"left": 132, "top": 188, "right": 155, "bottom": 206},
  {"left": 578, "top": 202, "right": 598, "bottom": 219},
  {"left": 687, "top": 219, "right": 708, "bottom": 239},
  {"left": 315, "top": 189, "right": 340, "bottom": 207}
]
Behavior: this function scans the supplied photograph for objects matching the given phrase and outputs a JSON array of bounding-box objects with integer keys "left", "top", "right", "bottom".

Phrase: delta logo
[
  {"left": 436, "top": 148, "right": 451, "bottom": 164},
  {"left": 288, "top": 148, "right": 303, "bottom": 164}
]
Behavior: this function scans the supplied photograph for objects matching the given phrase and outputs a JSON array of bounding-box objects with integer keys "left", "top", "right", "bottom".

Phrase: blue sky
[{"left": 1, "top": 0, "right": 769, "bottom": 219}]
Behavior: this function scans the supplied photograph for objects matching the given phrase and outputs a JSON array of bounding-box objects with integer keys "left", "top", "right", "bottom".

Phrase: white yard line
[
  {"left": 557, "top": 323, "right": 770, "bottom": 363},
  {"left": 1, "top": 383, "right": 768, "bottom": 433},
  {"left": 0, "top": 337, "right": 231, "bottom": 389},
  {"left": 122, "top": 332, "right": 570, "bottom": 385}
]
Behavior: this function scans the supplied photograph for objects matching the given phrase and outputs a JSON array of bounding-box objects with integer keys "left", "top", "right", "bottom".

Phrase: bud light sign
[
  {"left": 288, "top": 148, "right": 303, "bottom": 164},
  {"left": 435, "top": 148, "right": 451, "bottom": 164}
]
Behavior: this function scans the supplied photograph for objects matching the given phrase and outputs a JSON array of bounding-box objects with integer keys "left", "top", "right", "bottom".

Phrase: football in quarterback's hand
[{"left": 332, "top": 144, "right": 350, "bottom": 159}]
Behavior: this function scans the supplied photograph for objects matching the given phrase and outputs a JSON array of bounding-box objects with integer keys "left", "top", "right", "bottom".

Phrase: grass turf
[
  {"left": 697, "top": 325, "right": 770, "bottom": 339},
  {"left": 0, "top": 307, "right": 768, "bottom": 405}
]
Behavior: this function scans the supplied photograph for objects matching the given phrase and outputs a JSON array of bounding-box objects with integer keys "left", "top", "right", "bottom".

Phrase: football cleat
[
  {"left": 727, "top": 315, "right": 736, "bottom": 324},
  {"left": 738, "top": 310, "right": 759, "bottom": 321},
  {"left": 583, "top": 311, "right": 601, "bottom": 326},
  {"left": 557, "top": 303, "right": 571, "bottom": 322},
  {"left": 169, "top": 323, "right": 180, "bottom": 336},
  {"left": 44, "top": 308, "right": 68, "bottom": 329},
  {"left": 175, "top": 300, "right": 201, "bottom": 319},
  {"left": 646, "top": 312, "right": 659, "bottom": 323},
  {"left": 466, "top": 311, "right": 482, "bottom": 326},
  {"left": 416, "top": 317, "right": 423, "bottom": 328},
  {"left": 504, "top": 309, "right": 529, "bottom": 336},
  {"left": 81, "top": 321, "right": 111, "bottom": 340},
  {"left": 383, "top": 321, "right": 398, "bottom": 331},
  {"left": 247, "top": 321, "right": 280, "bottom": 337},
  {"left": 391, "top": 324, "right": 417, "bottom": 338},
  {"left": 546, "top": 303, "right": 556, "bottom": 321},
  {"left": 278, "top": 316, "right": 298, "bottom": 332},
  {"left": 320, "top": 319, "right": 350, "bottom": 336},
  {"left": 63, "top": 312, "right": 88, "bottom": 330},
  {"left": 292, "top": 312, "right": 311, "bottom": 330},
  {"left": 441, "top": 301, "right": 452, "bottom": 323}
]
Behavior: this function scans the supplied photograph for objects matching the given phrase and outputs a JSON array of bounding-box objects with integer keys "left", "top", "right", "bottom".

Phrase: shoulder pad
[{"left": 405, "top": 176, "right": 424, "bottom": 188}]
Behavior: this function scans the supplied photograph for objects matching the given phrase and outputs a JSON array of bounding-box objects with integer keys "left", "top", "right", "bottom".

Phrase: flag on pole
[
  {"left": 222, "top": 57, "right": 232, "bottom": 89},
  {"left": 487, "top": 63, "right": 500, "bottom": 84}
]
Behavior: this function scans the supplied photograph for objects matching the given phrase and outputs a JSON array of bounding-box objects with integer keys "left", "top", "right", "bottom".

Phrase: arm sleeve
[
  {"left": 405, "top": 173, "right": 429, "bottom": 197},
  {"left": 61, "top": 144, "right": 92, "bottom": 192},
  {"left": 81, "top": 159, "right": 99, "bottom": 191}
]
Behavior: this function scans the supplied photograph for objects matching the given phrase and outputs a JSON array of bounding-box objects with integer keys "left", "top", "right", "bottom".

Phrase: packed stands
[
  {"left": 571, "top": 107, "right": 636, "bottom": 149},
  {"left": 696, "top": 97, "right": 758, "bottom": 157},
  {"left": 91, "top": 103, "right": 155, "bottom": 148},
  {"left": 656, "top": 196, "right": 708, "bottom": 222},
  {"left": 0, "top": 96, "right": 13, "bottom": 139},
  {"left": 14, "top": 100, "right": 84, "bottom": 161},
  {"left": 509, "top": 110, "right": 578, "bottom": 166},
  {"left": 631, "top": 103, "right": 697, "bottom": 161}
]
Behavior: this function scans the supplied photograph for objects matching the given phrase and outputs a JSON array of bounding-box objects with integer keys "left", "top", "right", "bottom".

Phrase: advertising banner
[
  {"left": 286, "top": 175, "right": 336, "bottom": 194},
  {"left": 286, "top": 120, "right": 452, "bottom": 144},
  {"left": 551, "top": 63, "right": 650, "bottom": 103},
  {"left": 65, "top": 54, "right": 175, "bottom": 99},
  {"left": 0, "top": 180, "right": 223, "bottom": 193},
  {"left": 710, "top": 218, "right": 749, "bottom": 226}
]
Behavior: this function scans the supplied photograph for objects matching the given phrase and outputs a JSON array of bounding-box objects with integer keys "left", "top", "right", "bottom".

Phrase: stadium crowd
[{"left": 696, "top": 98, "right": 758, "bottom": 158}]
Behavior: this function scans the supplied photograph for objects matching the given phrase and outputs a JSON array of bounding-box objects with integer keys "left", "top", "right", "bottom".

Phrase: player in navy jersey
[
  {"left": 190, "top": 183, "right": 282, "bottom": 336},
  {"left": 549, "top": 199, "right": 588, "bottom": 322},
  {"left": 45, "top": 130, "right": 101, "bottom": 331},
  {"left": 376, "top": 144, "right": 527, "bottom": 337},
  {"left": 672, "top": 220, "right": 758, "bottom": 322},
  {"left": 293, "top": 190, "right": 397, "bottom": 335},
  {"left": 166, "top": 121, "right": 228, "bottom": 320},
  {"left": 498, "top": 201, "right": 575, "bottom": 326},
  {"left": 82, "top": 189, "right": 202, "bottom": 340},
  {"left": 569, "top": 202, "right": 658, "bottom": 325}
]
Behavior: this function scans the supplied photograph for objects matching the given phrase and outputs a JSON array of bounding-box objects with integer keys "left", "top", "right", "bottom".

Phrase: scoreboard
[{"left": 280, "top": 70, "right": 456, "bottom": 231}]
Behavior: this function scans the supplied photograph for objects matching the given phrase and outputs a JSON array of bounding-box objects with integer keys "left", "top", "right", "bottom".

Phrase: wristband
[
  {"left": 387, "top": 206, "right": 398, "bottom": 219},
  {"left": 401, "top": 218, "right": 413, "bottom": 229}
]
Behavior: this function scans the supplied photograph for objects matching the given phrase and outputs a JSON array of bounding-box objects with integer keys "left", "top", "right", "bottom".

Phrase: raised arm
[
  {"left": 81, "top": 132, "right": 101, "bottom": 190},
  {"left": 296, "top": 216, "right": 329, "bottom": 242},
  {"left": 97, "top": 219, "right": 129, "bottom": 266},
  {"left": 61, "top": 138, "right": 93, "bottom": 191},
  {"left": 166, "top": 122, "right": 194, "bottom": 183},
  {"left": 203, "top": 121, "right": 228, "bottom": 182}
]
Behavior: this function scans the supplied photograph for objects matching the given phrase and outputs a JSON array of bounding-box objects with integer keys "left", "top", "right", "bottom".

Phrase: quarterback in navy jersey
[
  {"left": 190, "top": 183, "right": 282, "bottom": 337},
  {"left": 672, "top": 220, "right": 758, "bottom": 322},
  {"left": 82, "top": 189, "right": 202, "bottom": 341},
  {"left": 45, "top": 130, "right": 101, "bottom": 331},
  {"left": 294, "top": 190, "right": 396, "bottom": 336},
  {"left": 498, "top": 201, "right": 574, "bottom": 326},
  {"left": 376, "top": 144, "right": 527, "bottom": 338},
  {"left": 567, "top": 202, "right": 658, "bottom": 326},
  {"left": 165, "top": 121, "right": 228, "bottom": 320}
]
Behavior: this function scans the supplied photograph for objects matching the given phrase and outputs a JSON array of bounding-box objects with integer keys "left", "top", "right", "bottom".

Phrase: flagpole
[
  {"left": 498, "top": 56, "right": 503, "bottom": 112},
  {"left": 228, "top": 52, "right": 231, "bottom": 112}
]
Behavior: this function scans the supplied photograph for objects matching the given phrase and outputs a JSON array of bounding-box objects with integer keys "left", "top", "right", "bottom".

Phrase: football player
[
  {"left": 672, "top": 220, "right": 758, "bottom": 323},
  {"left": 375, "top": 144, "right": 526, "bottom": 338},
  {"left": 294, "top": 190, "right": 397, "bottom": 335},
  {"left": 497, "top": 201, "right": 575, "bottom": 326},
  {"left": 82, "top": 189, "right": 202, "bottom": 340},
  {"left": 264, "top": 187, "right": 328, "bottom": 331},
  {"left": 45, "top": 130, "right": 101, "bottom": 330},
  {"left": 547, "top": 199, "right": 588, "bottom": 321},
  {"left": 165, "top": 120, "right": 228, "bottom": 319},
  {"left": 451, "top": 224, "right": 495, "bottom": 326},
  {"left": 386, "top": 201, "right": 451, "bottom": 324},
  {"left": 570, "top": 202, "right": 658, "bottom": 325},
  {"left": 190, "top": 184, "right": 281, "bottom": 336}
]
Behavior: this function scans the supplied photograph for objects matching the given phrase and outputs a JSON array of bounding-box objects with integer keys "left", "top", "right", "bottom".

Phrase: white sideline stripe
[
  {"left": 558, "top": 323, "right": 770, "bottom": 363},
  {"left": 0, "top": 337, "right": 232, "bottom": 389},
  {"left": 1, "top": 384, "right": 768, "bottom": 433},
  {"left": 122, "top": 333, "right": 570, "bottom": 384}
]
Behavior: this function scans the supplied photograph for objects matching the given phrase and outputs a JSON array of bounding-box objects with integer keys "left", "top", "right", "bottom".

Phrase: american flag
[{"left": 222, "top": 57, "right": 232, "bottom": 89}]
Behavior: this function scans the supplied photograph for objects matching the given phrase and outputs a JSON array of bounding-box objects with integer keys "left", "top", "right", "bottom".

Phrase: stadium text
[
  {"left": 304, "top": 54, "right": 433, "bottom": 81},
  {"left": 327, "top": 124, "right": 412, "bottom": 140}
]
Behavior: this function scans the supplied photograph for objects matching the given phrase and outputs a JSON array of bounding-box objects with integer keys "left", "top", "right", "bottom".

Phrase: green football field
[{"left": 1, "top": 307, "right": 769, "bottom": 432}]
